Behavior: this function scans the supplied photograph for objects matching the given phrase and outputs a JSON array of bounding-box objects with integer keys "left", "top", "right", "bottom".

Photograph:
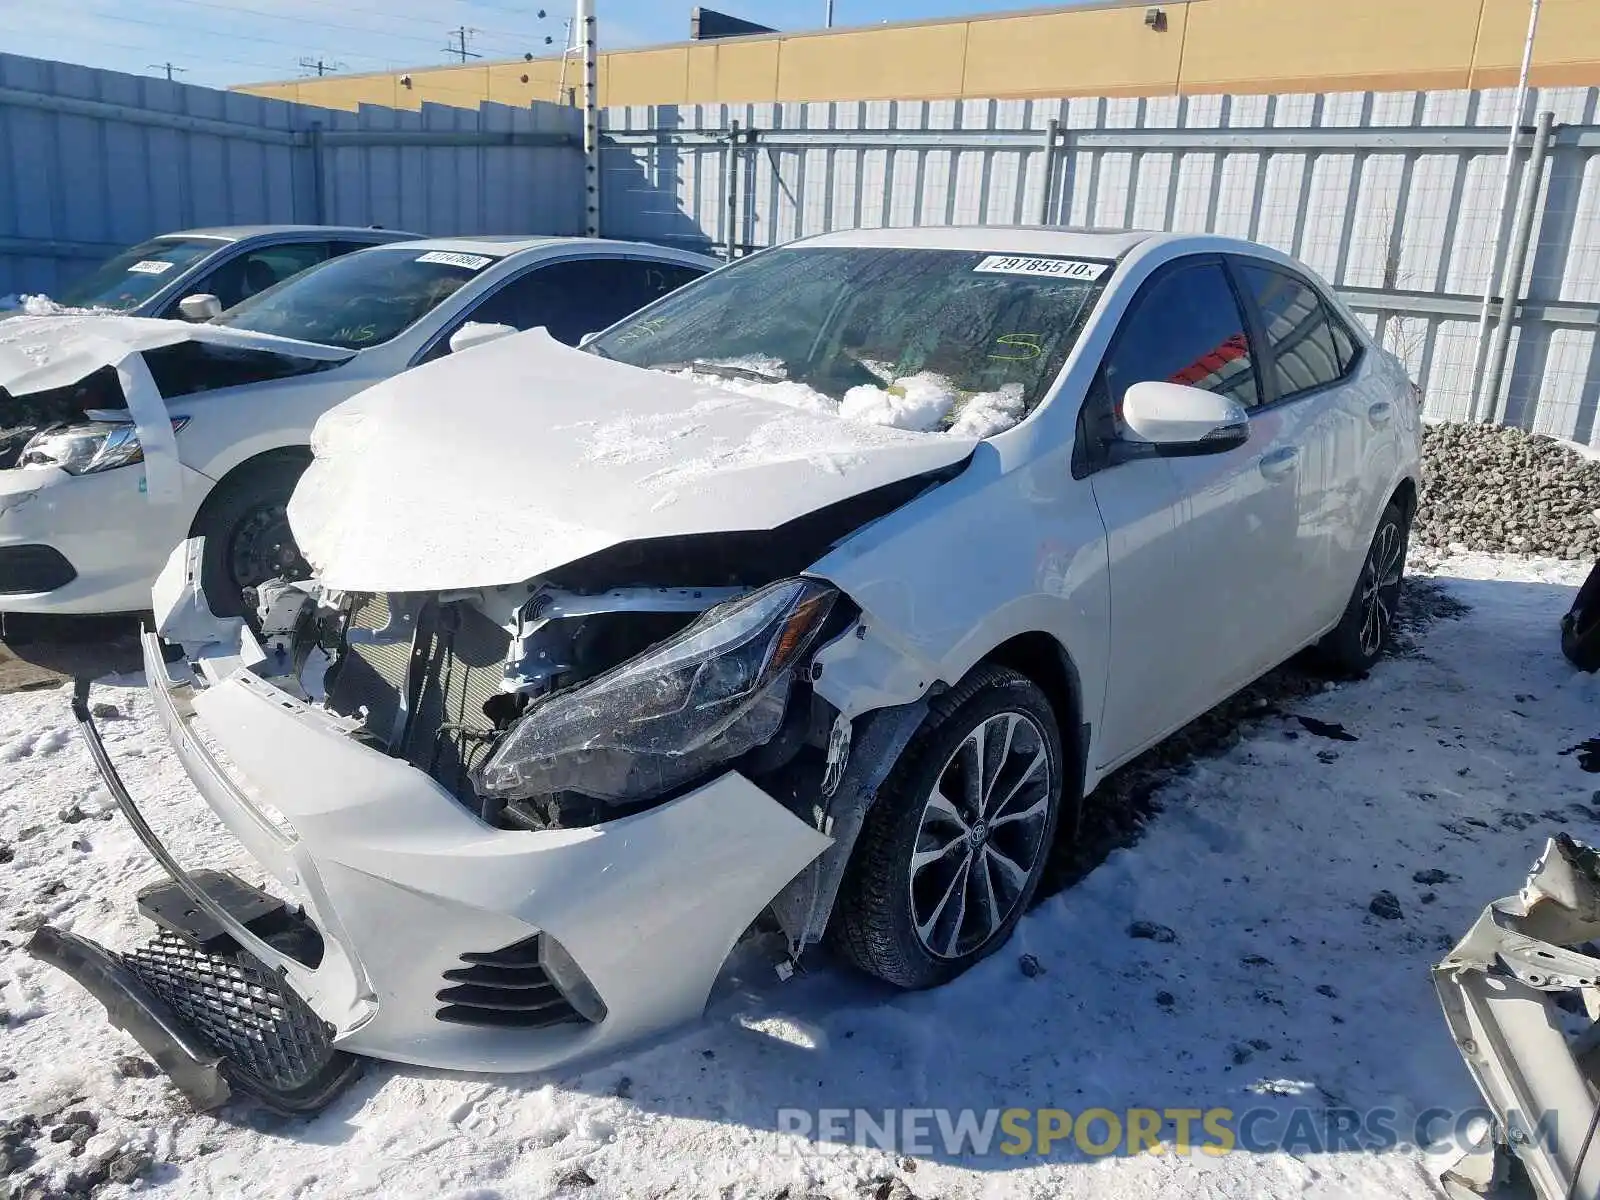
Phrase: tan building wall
[{"left": 235, "top": 0, "right": 1600, "bottom": 112}]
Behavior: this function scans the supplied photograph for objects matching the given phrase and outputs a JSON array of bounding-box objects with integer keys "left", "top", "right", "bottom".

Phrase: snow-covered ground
[{"left": 2, "top": 551, "right": 1598, "bottom": 1199}]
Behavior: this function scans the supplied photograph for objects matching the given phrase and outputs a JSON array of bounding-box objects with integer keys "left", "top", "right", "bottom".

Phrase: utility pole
[
  {"left": 147, "top": 62, "right": 185, "bottom": 81},
  {"left": 297, "top": 56, "right": 346, "bottom": 77},
  {"left": 825, "top": 1, "right": 834, "bottom": 27},
  {"left": 444, "top": 26, "right": 482, "bottom": 63}
]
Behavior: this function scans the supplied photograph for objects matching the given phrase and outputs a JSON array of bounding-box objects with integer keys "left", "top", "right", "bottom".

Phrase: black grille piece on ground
[
  {"left": 436, "top": 935, "right": 586, "bottom": 1029},
  {"left": 0, "top": 544, "right": 77, "bottom": 594},
  {"left": 123, "top": 929, "right": 360, "bottom": 1112}
]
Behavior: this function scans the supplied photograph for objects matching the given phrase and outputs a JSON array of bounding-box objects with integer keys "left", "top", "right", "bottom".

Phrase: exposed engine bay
[
  {"left": 248, "top": 576, "right": 842, "bottom": 833},
  {"left": 219, "top": 469, "right": 958, "bottom": 835}
]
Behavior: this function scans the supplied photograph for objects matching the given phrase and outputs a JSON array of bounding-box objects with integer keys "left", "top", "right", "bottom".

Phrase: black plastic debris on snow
[
  {"left": 1295, "top": 716, "right": 1359, "bottom": 741},
  {"left": 1561, "top": 739, "right": 1600, "bottom": 774},
  {"left": 1038, "top": 575, "right": 1468, "bottom": 902}
]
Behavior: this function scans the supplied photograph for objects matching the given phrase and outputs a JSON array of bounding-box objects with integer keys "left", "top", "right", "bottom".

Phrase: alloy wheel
[
  {"left": 1359, "top": 518, "right": 1404, "bottom": 658},
  {"left": 908, "top": 711, "right": 1054, "bottom": 960}
]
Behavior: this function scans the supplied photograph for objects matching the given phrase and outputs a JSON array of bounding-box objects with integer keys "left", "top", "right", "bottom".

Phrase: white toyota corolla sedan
[
  {"left": 0, "top": 235, "right": 715, "bottom": 617},
  {"left": 34, "top": 226, "right": 1421, "bottom": 1112}
]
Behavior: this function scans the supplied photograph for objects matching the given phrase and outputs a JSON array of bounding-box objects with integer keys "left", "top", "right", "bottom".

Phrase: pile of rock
[{"left": 1414, "top": 421, "right": 1600, "bottom": 559}]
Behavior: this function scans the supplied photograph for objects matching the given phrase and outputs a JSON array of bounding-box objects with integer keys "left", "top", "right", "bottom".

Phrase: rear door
[
  {"left": 1084, "top": 256, "right": 1304, "bottom": 765},
  {"left": 1228, "top": 258, "right": 1379, "bottom": 639}
]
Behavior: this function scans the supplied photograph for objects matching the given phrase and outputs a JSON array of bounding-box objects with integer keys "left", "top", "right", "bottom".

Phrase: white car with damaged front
[
  {"left": 32, "top": 226, "right": 1422, "bottom": 1112},
  {"left": 0, "top": 235, "right": 714, "bottom": 616}
]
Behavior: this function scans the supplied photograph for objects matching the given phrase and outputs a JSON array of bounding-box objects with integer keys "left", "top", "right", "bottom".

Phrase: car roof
[
  {"left": 158, "top": 225, "right": 420, "bottom": 242},
  {"left": 789, "top": 225, "right": 1159, "bottom": 258},
  {"left": 375, "top": 234, "right": 717, "bottom": 261}
]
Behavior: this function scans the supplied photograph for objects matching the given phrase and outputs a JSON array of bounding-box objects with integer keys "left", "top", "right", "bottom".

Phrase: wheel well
[
  {"left": 1389, "top": 476, "right": 1418, "bottom": 520},
  {"left": 980, "top": 632, "right": 1087, "bottom": 803},
  {"left": 189, "top": 446, "right": 312, "bottom": 536}
]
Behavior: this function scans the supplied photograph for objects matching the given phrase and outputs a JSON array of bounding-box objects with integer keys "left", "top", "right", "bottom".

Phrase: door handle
[
  {"left": 1258, "top": 446, "right": 1299, "bottom": 481},
  {"left": 1368, "top": 400, "right": 1394, "bottom": 427}
]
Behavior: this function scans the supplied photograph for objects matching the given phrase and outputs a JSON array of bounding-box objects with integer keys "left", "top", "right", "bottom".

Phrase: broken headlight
[
  {"left": 19, "top": 417, "right": 188, "bottom": 475},
  {"left": 476, "top": 577, "right": 837, "bottom": 805}
]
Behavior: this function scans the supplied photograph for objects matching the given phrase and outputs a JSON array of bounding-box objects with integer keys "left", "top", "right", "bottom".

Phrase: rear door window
[
  {"left": 1233, "top": 262, "right": 1353, "bottom": 401},
  {"left": 433, "top": 258, "right": 710, "bottom": 359}
]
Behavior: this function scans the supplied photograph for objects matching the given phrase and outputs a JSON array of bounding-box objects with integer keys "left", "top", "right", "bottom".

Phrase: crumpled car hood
[
  {"left": 0, "top": 314, "right": 351, "bottom": 501},
  {"left": 289, "top": 329, "right": 979, "bottom": 593},
  {"left": 0, "top": 313, "right": 350, "bottom": 398}
]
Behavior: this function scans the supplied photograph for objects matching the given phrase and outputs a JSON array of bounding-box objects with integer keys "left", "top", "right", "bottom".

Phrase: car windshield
[
  {"left": 211, "top": 247, "right": 497, "bottom": 349},
  {"left": 587, "top": 246, "right": 1109, "bottom": 436},
  {"left": 53, "top": 237, "right": 225, "bottom": 310}
]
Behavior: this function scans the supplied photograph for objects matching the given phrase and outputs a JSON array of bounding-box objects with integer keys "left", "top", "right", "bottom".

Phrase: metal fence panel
[
  {"left": 600, "top": 84, "right": 1600, "bottom": 442},
  {"left": 0, "top": 53, "right": 582, "bottom": 300}
]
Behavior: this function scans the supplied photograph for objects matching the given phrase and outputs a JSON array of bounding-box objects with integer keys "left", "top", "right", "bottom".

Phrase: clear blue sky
[{"left": 2, "top": 1, "right": 1070, "bottom": 92}]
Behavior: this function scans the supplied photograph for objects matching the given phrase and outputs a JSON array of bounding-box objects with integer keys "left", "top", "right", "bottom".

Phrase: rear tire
[
  {"left": 831, "top": 665, "right": 1064, "bottom": 990},
  {"left": 192, "top": 453, "right": 312, "bottom": 619},
  {"left": 1313, "top": 500, "right": 1409, "bottom": 677}
]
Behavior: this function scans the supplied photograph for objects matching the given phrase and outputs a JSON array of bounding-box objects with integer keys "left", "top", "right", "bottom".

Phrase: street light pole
[{"left": 825, "top": 1, "right": 834, "bottom": 28}]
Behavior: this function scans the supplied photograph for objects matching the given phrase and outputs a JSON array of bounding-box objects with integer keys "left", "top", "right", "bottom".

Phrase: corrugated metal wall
[
  {"left": 601, "top": 88, "right": 1600, "bottom": 443},
  {"left": 0, "top": 53, "right": 582, "bottom": 299}
]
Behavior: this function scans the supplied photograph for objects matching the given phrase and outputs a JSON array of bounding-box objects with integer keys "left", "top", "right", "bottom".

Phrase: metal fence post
[
  {"left": 1037, "top": 118, "right": 1060, "bottom": 226},
  {"left": 724, "top": 119, "right": 741, "bottom": 261},
  {"left": 1485, "top": 109, "right": 1558, "bottom": 426},
  {"left": 308, "top": 121, "right": 326, "bottom": 224}
]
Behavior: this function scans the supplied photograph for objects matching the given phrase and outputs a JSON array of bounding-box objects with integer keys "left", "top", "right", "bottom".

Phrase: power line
[
  {"left": 0, "top": 21, "right": 296, "bottom": 75},
  {"left": 244, "top": 0, "right": 549, "bottom": 48},
  {"left": 64, "top": 3, "right": 397, "bottom": 64},
  {"left": 134, "top": 0, "right": 523, "bottom": 54}
]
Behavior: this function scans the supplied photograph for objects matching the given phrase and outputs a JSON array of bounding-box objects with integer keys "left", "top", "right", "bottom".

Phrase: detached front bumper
[
  {"left": 35, "top": 630, "right": 830, "bottom": 1109},
  {"left": 1434, "top": 835, "right": 1600, "bottom": 1200}
]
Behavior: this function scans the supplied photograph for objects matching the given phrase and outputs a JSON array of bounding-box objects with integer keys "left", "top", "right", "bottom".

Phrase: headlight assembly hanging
[{"left": 476, "top": 577, "right": 838, "bottom": 805}]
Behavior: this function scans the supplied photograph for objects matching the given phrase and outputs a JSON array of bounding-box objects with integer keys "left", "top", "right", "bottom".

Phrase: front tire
[
  {"left": 192, "top": 454, "right": 312, "bottom": 618},
  {"left": 1314, "top": 499, "right": 1409, "bottom": 676},
  {"left": 831, "top": 665, "right": 1064, "bottom": 990}
]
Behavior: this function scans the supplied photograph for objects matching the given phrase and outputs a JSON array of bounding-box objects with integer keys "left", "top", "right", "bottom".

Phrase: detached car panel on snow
[
  {"left": 0, "top": 237, "right": 718, "bottom": 614},
  {"left": 33, "top": 226, "right": 1424, "bottom": 1112}
]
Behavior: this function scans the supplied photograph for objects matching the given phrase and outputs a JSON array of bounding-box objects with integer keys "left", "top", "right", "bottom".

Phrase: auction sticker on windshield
[
  {"left": 973, "top": 256, "right": 1108, "bottom": 281},
  {"left": 416, "top": 251, "right": 493, "bottom": 271},
  {"left": 126, "top": 260, "right": 176, "bottom": 275}
]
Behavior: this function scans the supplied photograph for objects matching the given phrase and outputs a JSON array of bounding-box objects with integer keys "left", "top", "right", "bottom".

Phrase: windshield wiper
[{"left": 657, "top": 359, "right": 787, "bottom": 385}]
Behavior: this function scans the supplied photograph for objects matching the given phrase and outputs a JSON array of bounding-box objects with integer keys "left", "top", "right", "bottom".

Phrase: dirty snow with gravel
[{"left": 2, "top": 550, "right": 1599, "bottom": 1199}]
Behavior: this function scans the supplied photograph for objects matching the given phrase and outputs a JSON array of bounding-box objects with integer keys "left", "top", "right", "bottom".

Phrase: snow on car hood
[
  {"left": 0, "top": 314, "right": 351, "bottom": 502},
  {"left": 289, "top": 329, "right": 979, "bottom": 592}
]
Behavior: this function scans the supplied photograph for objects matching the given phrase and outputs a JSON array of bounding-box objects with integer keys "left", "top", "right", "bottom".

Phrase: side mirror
[
  {"left": 1120, "top": 380, "right": 1249, "bottom": 454},
  {"left": 177, "top": 293, "right": 222, "bottom": 322},
  {"left": 448, "top": 321, "right": 518, "bottom": 355}
]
